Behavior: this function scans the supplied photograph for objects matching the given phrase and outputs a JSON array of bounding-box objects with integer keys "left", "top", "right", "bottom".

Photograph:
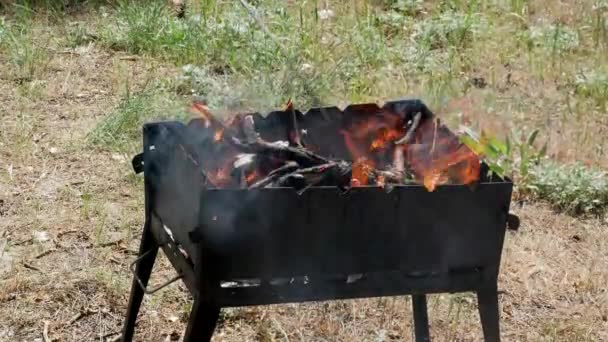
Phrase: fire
[
  {"left": 370, "top": 127, "right": 403, "bottom": 151},
  {"left": 245, "top": 170, "right": 259, "bottom": 185},
  {"left": 190, "top": 101, "right": 213, "bottom": 128},
  {"left": 189, "top": 97, "right": 480, "bottom": 192},
  {"left": 340, "top": 109, "right": 480, "bottom": 191},
  {"left": 214, "top": 128, "right": 224, "bottom": 142},
  {"left": 406, "top": 118, "right": 481, "bottom": 191},
  {"left": 351, "top": 158, "right": 375, "bottom": 186},
  {"left": 376, "top": 174, "right": 386, "bottom": 188},
  {"left": 207, "top": 167, "right": 231, "bottom": 187}
]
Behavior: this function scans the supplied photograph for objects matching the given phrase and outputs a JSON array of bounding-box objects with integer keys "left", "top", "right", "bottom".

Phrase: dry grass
[{"left": 1, "top": 1, "right": 608, "bottom": 341}]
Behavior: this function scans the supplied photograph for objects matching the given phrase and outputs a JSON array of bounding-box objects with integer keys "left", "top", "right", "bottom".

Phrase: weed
[
  {"left": 592, "top": 0, "right": 608, "bottom": 48},
  {"left": 387, "top": 0, "right": 424, "bottom": 15},
  {"left": 461, "top": 126, "right": 607, "bottom": 217},
  {"left": 65, "top": 23, "right": 97, "bottom": 48},
  {"left": 412, "top": 9, "right": 485, "bottom": 51},
  {"left": 87, "top": 91, "right": 187, "bottom": 152},
  {"left": 0, "top": 18, "right": 50, "bottom": 82},
  {"left": 529, "top": 161, "right": 608, "bottom": 216},
  {"left": 523, "top": 23, "right": 580, "bottom": 54},
  {"left": 574, "top": 70, "right": 608, "bottom": 110}
]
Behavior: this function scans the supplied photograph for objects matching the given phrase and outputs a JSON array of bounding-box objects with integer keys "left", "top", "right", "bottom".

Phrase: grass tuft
[
  {"left": 87, "top": 91, "right": 187, "bottom": 152},
  {"left": 0, "top": 17, "right": 50, "bottom": 82},
  {"left": 574, "top": 70, "right": 608, "bottom": 110},
  {"left": 529, "top": 161, "right": 608, "bottom": 216}
]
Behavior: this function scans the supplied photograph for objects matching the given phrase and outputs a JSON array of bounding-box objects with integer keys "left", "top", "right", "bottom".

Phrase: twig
[
  {"left": 34, "top": 248, "right": 57, "bottom": 259},
  {"left": 98, "top": 330, "right": 120, "bottom": 339},
  {"left": 271, "top": 317, "right": 290, "bottom": 342},
  {"left": 242, "top": 115, "right": 259, "bottom": 144},
  {"left": 12, "top": 237, "right": 33, "bottom": 246},
  {"left": 237, "top": 0, "right": 285, "bottom": 50},
  {"left": 189, "top": 97, "right": 235, "bottom": 135},
  {"left": 57, "top": 230, "right": 79, "bottom": 238},
  {"left": 395, "top": 112, "right": 422, "bottom": 145},
  {"left": 67, "top": 308, "right": 98, "bottom": 325},
  {"left": 106, "top": 334, "right": 122, "bottom": 342},
  {"left": 430, "top": 117, "right": 439, "bottom": 155},
  {"left": 249, "top": 161, "right": 300, "bottom": 189},
  {"left": 43, "top": 321, "right": 51, "bottom": 342},
  {"left": 23, "top": 262, "right": 41, "bottom": 272},
  {"left": 98, "top": 238, "right": 124, "bottom": 248},
  {"left": 231, "top": 137, "right": 329, "bottom": 167},
  {"left": 285, "top": 99, "right": 303, "bottom": 147}
]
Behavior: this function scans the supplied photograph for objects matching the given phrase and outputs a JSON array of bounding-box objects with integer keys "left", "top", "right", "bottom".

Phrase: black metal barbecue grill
[{"left": 121, "top": 99, "right": 519, "bottom": 342}]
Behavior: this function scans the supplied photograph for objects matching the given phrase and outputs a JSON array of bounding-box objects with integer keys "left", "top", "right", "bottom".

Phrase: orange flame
[
  {"left": 370, "top": 127, "right": 403, "bottom": 151},
  {"left": 340, "top": 109, "right": 479, "bottom": 191},
  {"left": 351, "top": 158, "right": 375, "bottom": 186},
  {"left": 207, "top": 167, "right": 231, "bottom": 187},
  {"left": 214, "top": 128, "right": 224, "bottom": 142},
  {"left": 376, "top": 174, "right": 386, "bottom": 188},
  {"left": 406, "top": 118, "right": 480, "bottom": 191},
  {"left": 245, "top": 170, "right": 259, "bottom": 185},
  {"left": 190, "top": 101, "right": 214, "bottom": 128},
  {"left": 283, "top": 98, "right": 293, "bottom": 111}
]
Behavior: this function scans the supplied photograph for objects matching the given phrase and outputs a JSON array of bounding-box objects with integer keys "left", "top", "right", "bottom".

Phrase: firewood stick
[
  {"left": 371, "top": 170, "right": 405, "bottom": 184},
  {"left": 223, "top": 114, "right": 327, "bottom": 167},
  {"left": 241, "top": 115, "right": 258, "bottom": 144},
  {"left": 249, "top": 161, "right": 300, "bottom": 189},
  {"left": 230, "top": 137, "right": 329, "bottom": 167},
  {"left": 190, "top": 97, "right": 237, "bottom": 136},
  {"left": 285, "top": 99, "right": 303, "bottom": 147},
  {"left": 393, "top": 145, "right": 405, "bottom": 173},
  {"left": 272, "top": 162, "right": 352, "bottom": 191},
  {"left": 395, "top": 112, "right": 422, "bottom": 145}
]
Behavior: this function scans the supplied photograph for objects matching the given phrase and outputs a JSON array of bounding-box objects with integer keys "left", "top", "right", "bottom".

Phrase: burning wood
[{"left": 190, "top": 99, "right": 481, "bottom": 192}]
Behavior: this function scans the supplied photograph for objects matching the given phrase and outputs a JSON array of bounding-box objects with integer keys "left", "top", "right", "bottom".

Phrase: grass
[
  {"left": 529, "top": 161, "right": 608, "bottom": 216},
  {"left": 87, "top": 89, "right": 188, "bottom": 153},
  {"left": 0, "top": 15, "right": 51, "bottom": 82},
  {"left": 85, "top": 0, "right": 608, "bottom": 214},
  {"left": 0, "top": 0, "right": 608, "bottom": 341}
]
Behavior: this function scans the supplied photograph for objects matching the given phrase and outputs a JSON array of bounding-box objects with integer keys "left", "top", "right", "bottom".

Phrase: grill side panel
[{"left": 197, "top": 183, "right": 512, "bottom": 280}]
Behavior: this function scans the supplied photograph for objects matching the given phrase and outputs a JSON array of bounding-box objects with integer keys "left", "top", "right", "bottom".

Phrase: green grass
[
  {"left": 86, "top": 0, "right": 608, "bottom": 216},
  {"left": 0, "top": 16, "right": 50, "bottom": 82},
  {"left": 529, "top": 161, "right": 608, "bottom": 216},
  {"left": 462, "top": 126, "right": 608, "bottom": 217},
  {"left": 96, "top": 0, "right": 498, "bottom": 108},
  {"left": 86, "top": 91, "right": 188, "bottom": 153}
]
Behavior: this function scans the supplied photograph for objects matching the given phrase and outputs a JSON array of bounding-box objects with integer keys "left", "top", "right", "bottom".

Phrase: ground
[{"left": 1, "top": 1, "right": 607, "bottom": 341}]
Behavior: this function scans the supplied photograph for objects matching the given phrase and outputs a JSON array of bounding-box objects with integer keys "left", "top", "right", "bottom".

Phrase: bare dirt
[{"left": 1, "top": 26, "right": 607, "bottom": 342}]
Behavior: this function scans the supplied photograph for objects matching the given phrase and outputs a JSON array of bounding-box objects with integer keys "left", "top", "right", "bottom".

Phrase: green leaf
[
  {"left": 459, "top": 125, "right": 481, "bottom": 141},
  {"left": 489, "top": 137, "right": 507, "bottom": 155},
  {"left": 539, "top": 141, "right": 548, "bottom": 157},
  {"left": 505, "top": 135, "right": 511, "bottom": 155},
  {"left": 460, "top": 135, "right": 485, "bottom": 155},
  {"left": 527, "top": 129, "right": 539, "bottom": 146},
  {"left": 487, "top": 162, "right": 505, "bottom": 178}
]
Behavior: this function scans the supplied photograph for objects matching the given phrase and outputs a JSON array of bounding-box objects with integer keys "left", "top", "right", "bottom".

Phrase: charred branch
[
  {"left": 249, "top": 161, "right": 300, "bottom": 189},
  {"left": 395, "top": 112, "right": 422, "bottom": 145},
  {"left": 284, "top": 99, "right": 303, "bottom": 148},
  {"left": 230, "top": 137, "right": 329, "bottom": 168}
]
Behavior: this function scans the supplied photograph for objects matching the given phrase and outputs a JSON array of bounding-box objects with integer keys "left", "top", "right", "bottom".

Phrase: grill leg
[
  {"left": 183, "top": 297, "right": 221, "bottom": 342},
  {"left": 412, "top": 294, "right": 431, "bottom": 342},
  {"left": 121, "top": 223, "right": 158, "bottom": 342},
  {"left": 477, "top": 288, "right": 500, "bottom": 342}
]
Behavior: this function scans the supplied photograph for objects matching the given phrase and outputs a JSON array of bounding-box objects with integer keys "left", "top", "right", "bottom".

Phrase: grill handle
[{"left": 507, "top": 213, "right": 520, "bottom": 231}]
